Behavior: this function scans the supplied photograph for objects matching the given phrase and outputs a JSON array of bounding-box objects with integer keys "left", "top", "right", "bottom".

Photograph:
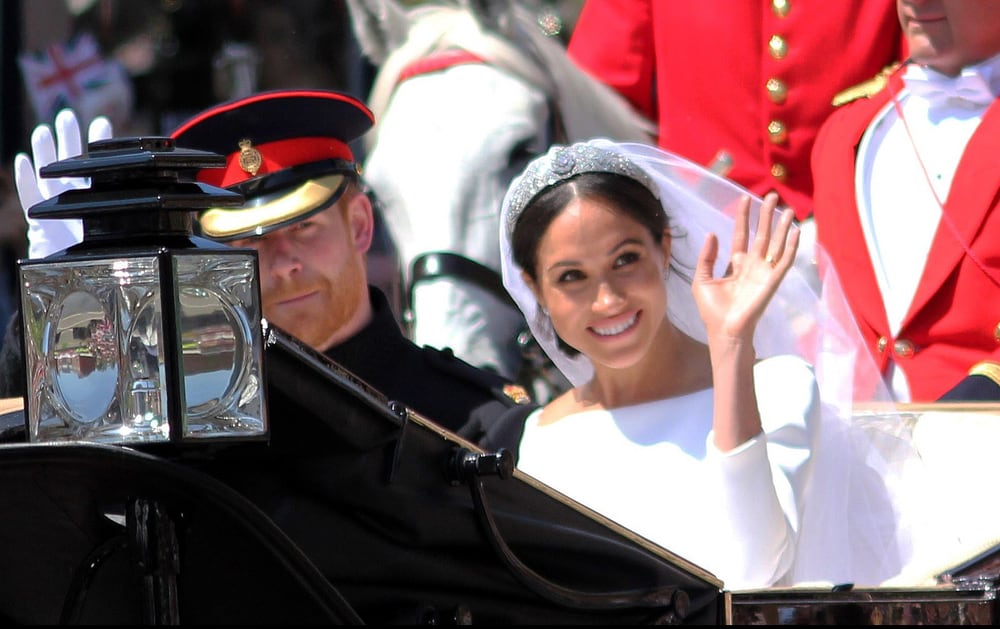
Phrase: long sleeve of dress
[
  {"left": 516, "top": 355, "right": 818, "bottom": 589},
  {"left": 704, "top": 355, "right": 818, "bottom": 589}
]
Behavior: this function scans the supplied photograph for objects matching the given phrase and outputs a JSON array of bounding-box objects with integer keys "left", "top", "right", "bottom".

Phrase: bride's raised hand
[{"left": 691, "top": 192, "right": 799, "bottom": 346}]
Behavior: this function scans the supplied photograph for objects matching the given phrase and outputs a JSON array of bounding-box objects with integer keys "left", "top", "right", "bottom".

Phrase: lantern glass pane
[
  {"left": 20, "top": 256, "right": 170, "bottom": 443},
  {"left": 174, "top": 252, "right": 266, "bottom": 439}
]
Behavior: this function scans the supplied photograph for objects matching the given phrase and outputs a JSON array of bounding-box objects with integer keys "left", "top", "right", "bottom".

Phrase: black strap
[
  {"left": 409, "top": 251, "right": 517, "bottom": 311},
  {"left": 449, "top": 448, "right": 690, "bottom": 620}
]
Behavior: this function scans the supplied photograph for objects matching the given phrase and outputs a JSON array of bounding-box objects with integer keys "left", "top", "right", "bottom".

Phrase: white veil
[{"left": 499, "top": 138, "right": 923, "bottom": 586}]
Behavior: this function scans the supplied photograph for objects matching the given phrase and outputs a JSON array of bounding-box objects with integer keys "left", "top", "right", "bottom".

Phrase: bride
[{"left": 498, "top": 138, "right": 915, "bottom": 589}]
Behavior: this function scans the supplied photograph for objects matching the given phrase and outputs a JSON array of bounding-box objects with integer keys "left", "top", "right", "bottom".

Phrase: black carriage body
[
  {"left": 0, "top": 440, "right": 359, "bottom": 624},
  {"left": 0, "top": 327, "right": 725, "bottom": 624},
  {"left": 197, "top": 329, "right": 725, "bottom": 625}
]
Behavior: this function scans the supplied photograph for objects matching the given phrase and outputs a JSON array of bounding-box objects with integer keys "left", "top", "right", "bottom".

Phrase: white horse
[{"left": 347, "top": 0, "right": 653, "bottom": 400}]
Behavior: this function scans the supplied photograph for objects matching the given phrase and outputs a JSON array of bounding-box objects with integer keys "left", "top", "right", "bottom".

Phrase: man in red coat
[
  {"left": 567, "top": 0, "right": 905, "bottom": 221},
  {"left": 811, "top": 1, "right": 1000, "bottom": 402}
]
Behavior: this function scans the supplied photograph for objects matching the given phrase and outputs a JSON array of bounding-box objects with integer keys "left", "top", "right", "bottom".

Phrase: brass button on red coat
[
  {"left": 877, "top": 336, "right": 888, "bottom": 353},
  {"left": 772, "top": 0, "right": 790, "bottom": 18},
  {"left": 994, "top": 321, "right": 1000, "bottom": 343},
  {"left": 768, "top": 120, "right": 788, "bottom": 144},
  {"left": 893, "top": 339, "right": 915, "bottom": 358},
  {"left": 770, "top": 163, "right": 788, "bottom": 181},
  {"left": 769, "top": 35, "right": 788, "bottom": 60},
  {"left": 766, "top": 77, "right": 788, "bottom": 104}
]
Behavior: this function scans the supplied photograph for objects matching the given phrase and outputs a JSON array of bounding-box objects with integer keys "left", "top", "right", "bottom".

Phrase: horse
[{"left": 346, "top": 0, "right": 654, "bottom": 402}]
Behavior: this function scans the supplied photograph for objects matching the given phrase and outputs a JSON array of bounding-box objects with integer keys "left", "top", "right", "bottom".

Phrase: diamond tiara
[{"left": 503, "top": 141, "right": 660, "bottom": 236}]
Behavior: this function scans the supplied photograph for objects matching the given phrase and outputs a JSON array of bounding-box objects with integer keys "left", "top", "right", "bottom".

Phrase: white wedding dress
[{"left": 516, "top": 355, "right": 818, "bottom": 590}]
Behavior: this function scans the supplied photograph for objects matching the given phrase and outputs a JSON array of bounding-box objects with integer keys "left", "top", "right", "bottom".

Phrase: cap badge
[{"left": 238, "top": 139, "right": 262, "bottom": 176}]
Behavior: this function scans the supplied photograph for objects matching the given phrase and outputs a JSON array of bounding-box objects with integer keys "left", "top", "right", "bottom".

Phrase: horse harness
[{"left": 392, "top": 46, "right": 567, "bottom": 311}]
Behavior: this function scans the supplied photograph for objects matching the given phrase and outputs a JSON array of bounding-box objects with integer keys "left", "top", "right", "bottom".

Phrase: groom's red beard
[{"left": 263, "top": 254, "right": 367, "bottom": 351}]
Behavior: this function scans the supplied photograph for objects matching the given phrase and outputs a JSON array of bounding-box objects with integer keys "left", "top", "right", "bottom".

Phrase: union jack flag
[{"left": 18, "top": 31, "right": 131, "bottom": 125}]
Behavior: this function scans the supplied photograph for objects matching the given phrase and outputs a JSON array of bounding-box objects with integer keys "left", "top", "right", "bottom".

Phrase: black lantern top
[{"left": 28, "top": 136, "right": 244, "bottom": 248}]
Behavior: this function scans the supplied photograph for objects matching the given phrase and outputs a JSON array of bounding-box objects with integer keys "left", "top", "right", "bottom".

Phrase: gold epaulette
[
  {"left": 969, "top": 361, "right": 1000, "bottom": 387},
  {"left": 831, "top": 62, "right": 902, "bottom": 107}
]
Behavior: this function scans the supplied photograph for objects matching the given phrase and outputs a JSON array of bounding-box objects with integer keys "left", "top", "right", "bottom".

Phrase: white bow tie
[
  {"left": 903, "top": 66, "right": 996, "bottom": 107},
  {"left": 903, "top": 65, "right": 996, "bottom": 105}
]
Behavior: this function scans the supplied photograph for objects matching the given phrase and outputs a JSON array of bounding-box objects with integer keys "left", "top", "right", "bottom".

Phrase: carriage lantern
[{"left": 17, "top": 136, "right": 268, "bottom": 447}]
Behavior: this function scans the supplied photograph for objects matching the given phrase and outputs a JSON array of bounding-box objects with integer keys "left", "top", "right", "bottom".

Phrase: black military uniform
[{"left": 327, "top": 285, "right": 530, "bottom": 433}]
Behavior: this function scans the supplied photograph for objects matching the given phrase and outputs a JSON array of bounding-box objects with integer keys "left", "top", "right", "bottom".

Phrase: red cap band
[{"left": 197, "top": 136, "right": 355, "bottom": 187}]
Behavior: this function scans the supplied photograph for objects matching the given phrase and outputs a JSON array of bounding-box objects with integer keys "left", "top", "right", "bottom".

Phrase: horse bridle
[
  {"left": 391, "top": 44, "right": 567, "bottom": 311},
  {"left": 392, "top": 48, "right": 567, "bottom": 396}
]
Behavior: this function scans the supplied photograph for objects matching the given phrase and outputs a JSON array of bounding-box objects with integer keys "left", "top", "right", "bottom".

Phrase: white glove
[{"left": 13, "top": 109, "right": 114, "bottom": 258}]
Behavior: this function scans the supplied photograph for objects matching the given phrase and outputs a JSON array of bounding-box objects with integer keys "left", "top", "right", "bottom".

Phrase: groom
[{"left": 3, "top": 92, "right": 535, "bottom": 435}]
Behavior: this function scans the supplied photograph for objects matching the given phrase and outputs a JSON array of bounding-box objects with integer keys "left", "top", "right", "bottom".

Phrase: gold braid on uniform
[
  {"left": 831, "top": 62, "right": 902, "bottom": 107},
  {"left": 969, "top": 361, "right": 1000, "bottom": 387}
]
